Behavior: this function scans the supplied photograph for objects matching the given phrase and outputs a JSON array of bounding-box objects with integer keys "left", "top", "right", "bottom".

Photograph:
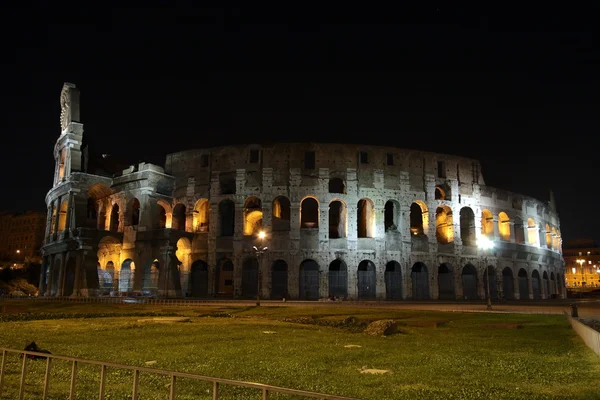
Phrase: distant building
[
  {"left": 0, "top": 211, "right": 46, "bottom": 265},
  {"left": 562, "top": 239, "right": 600, "bottom": 290}
]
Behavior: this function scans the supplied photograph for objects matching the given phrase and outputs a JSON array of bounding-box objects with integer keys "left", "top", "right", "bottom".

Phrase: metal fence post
[
  {"left": 69, "top": 360, "right": 78, "bottom": 399},
  {"left": 0, "top": 349, "right": 6, "bottom": 398},
  {"left": 18, "top": 353, "right": 28, "bottom": 400},
  {"left": 42, "top": 358, "right": 52, "bottom": 400}
]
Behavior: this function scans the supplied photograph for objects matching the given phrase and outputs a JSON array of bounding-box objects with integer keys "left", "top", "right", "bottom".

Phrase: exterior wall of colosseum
[{"left": 40, "top": 83, "right": 566, "bottom": 300}]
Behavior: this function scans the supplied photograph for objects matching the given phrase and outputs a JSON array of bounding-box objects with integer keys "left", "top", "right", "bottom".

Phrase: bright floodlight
[
  {"left": 258, "top": 231, "right": 266, "bottom": 239},
  {"left": 477, "top": 236, "right": 494, "bottom": 250}
]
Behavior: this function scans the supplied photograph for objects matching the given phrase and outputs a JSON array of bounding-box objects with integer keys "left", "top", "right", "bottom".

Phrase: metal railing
[{"left": 0, "top": 347, "right": 360, "bottom": 400}]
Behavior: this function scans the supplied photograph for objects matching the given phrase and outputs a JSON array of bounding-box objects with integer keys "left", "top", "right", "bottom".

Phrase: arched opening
[
  {"left": 50, "top": 203, "right": 58, "bottom": 233},
  {"left": 518, "top": 268, "right": 529, "bottom": 299},
  {"left": 144, "top": 260, "right": 160, "bottom": 296},
  {"left": 241, "top": 257, "right": 259, "bottom": 298},
  {"left": 63, "top": 258, "right": 77, "bottom": 296},
  {"left": 461, "top": 264, "right": 478, "bottom": 300},
  {"left": 176, "top": 237, "right": 192, "bottom": 293},
  {"left": 328, "top": 177, "right": 346, "bottom": 194},
  {"left": 435, "top": 206, "right": 454, "bottom": 244},
  {"left": 385, "top": 261, "right": 402, "bottom": 300},
  {"left": 357, "top": 260, "right": 376, "bottom": 299},
  {"left": 109, "top": 204, "right": 119, "bottom": 232},
  {"left": 272, "top": 196, "right": 291, "bottom": 231},
  {"left": 502, "top": 267, "right": 515, "bottom": 300},
  {"left": 299, "top": 259, "right": 320, "bottom": 300},
  {"left": 384, "top": 200, "right": 399, "bottom": 232},
  {"left": 543, "top": 271, "right": 550, "bottom": 298},
  {"left": 128, "top": 198, "right": 140, "bottom": 226},
  {"left": 328, "top": 200, "right": 347, "bottom": 238},
  {"left": 550, "top": 272, "right": 556, "bottom": 297},
  {"left": 244, "top": 196, "right": 263, "bottom": 235},
  {"left": 357, "top": 198, "right": 375, "bottom": 238},
  {"left": 410, "top": 202, "right": 427, "bottom": 236},
  {"left": 172, "top": 204, "right": 187, "bottom": 231},
  {"left": 552, "top": 227, "right": 559, "bottom": 250},
  {"left": 219, "top": 200, "right": 235, "bottom": 236},
  {"left": 193, "top": 199, "right": 210, "bottom": 232},
  {"left": 498, "top": 212, "right": 510, "bottom": 241},
  {"left": 58, "top": 199, "right": 69, "bottom": 231},
  {"left": 99, "top": 261, "right": 114, "bottom": 296},
  {"left": 438, "top": 263, "right": 455, "bottom": 299},
  {"left": 459, "top": 207, "right": 476, "bottom": 246},
  {"left": 545, "top": 224, "right": 552, "bottom": 248},
  {"left": 532, "top": 270, "right": 542, "bottom": 299},
  {"left": 481, "top": 209, "right": 494, "bottom": 236},
  {"left": 435, "top": 186, "right": 446, "bottom": 200},
  {"left": 157, "top": 200, "right": 172, "bottom": 229},
  {"left": 411, "top": 262, "right": 429, "bottom": 299},
  {"left": 216, "top": 258, "right": 234, "bottom": 297},
  {"left": 328, "top": 259, "right": 347, "bottom": 298},
  {"left": 271, "top": 260, "right": 288, "bottom": 299},
  {"left": 483, "top": 266, "right": 498, "bottom": 300},
  {"left": 300, "top": 198, "right": 319, "bottom": 229},
  {"left": 190, "top": 260, "right": 208, "bottom": 297},
  {"left": 527, "top": 218, "right": 537, "bottom": 246},
  {"left": 119, "top": 259, "right": 135, "bottom": 294},
  {"left": 57, "top": 150, "right": 66, "bottom": 181}
]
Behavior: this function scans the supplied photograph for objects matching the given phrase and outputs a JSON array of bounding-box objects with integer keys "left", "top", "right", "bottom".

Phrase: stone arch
[
  {"left": 218, "top": 200, "right": 235, "bottom": 236},
  {"left": 241, "top": 257, "right": 259, "bottom": 298},
  {"left": 550, "top": 272, "right": 556, "bottom": 297},
  {"left": 143, "top": 260, "right": 160, "bottom": 295},
  {"left": 459, "top": 207, "right": 476, "bottom": 246},
  {"left": 189, "top": 259, "right": 208, "bottom": 297},
  {"left": 481, "top": 209, "right": 494, "bottom": 236},
  {"left": 192, "top": 198, "right": 210, "bottom": 232},
  {"left": 527, "top": 218, "right": 537, "bottom": 246},
  {"left": 172, "top": 203, "right": 187, "bottom": 231},
  {"left": 514, "top": 217, "right": 525, "bottom": 244},
  {"left": 216, "top": 258, "right": 234, "bottom": 297},
  {"left": 385, "top": 261, "right": 402, "bottom": 300},
  {"left": 299, "top": 259, "right": 320, "bottom": 300},
  {"left": 438, "top": 263, "right": 455, "bottom": 299},
  {"left": 58, "top": 199, "right": 69, "bottom": 231},
  {"left": 328, "top": 259, "right": 347, "bottom": 298},
  {"left": 545, "top": 223, "right": 552, "bottom": 248},
  {"left": 435, "top": 185, "right": 446, "bottom": 200},
  {"left": 483, "top": 265, "right": 498, "bottom": 300},
  {"left": 384, "top": 200, "right": 400, "bottom": 232},
  {"left": 518, "top": 268, "right": 529, "bottom": 299},
  {"left": 357, "top": 198, "right": 375, "bottom": 238},
  {"left": 435, "top": 206, "right": 454, "bottom": 244},
  {"left": 502, "top": 267, "right": 515, "bottom": 300},
  {"left": 97, "top": 236, "right": 122, "bottom": 280},
  {"left": 50, "top": 202, "right": 58, "bottom": 233},
  {"left": 272, "top": 196, "right": 291, "bottom": 231},
  {"left": 543, "top": 271, "right": 550, "bottom": 298},
  {"left": 300, "top": 197, "right": 319, "bottom": 229},
  {"left": 271, "top": 260, "right": 288, "bottom": 299},
  {"left": 328, "top": 177, "right": 346, "bottom": 194},
  {"left": 551, "top": 227, "right": 559, "bottom": 250},
  {"left": 119, "top": 259, "right": 135, "bottom": 294},
  {"left": 157, "top": 199, "right": 172, "bottom": 229},
  {"left": 329, "top": 199, "right": 347, "bottom": 238},
  {"left": 411, "top": 262, "right": 429, "bottom": 299},
  {"left": 63, "top": 257, "right": 77, "bottom": 296},
  {"left": 461, "top": 264, "right": 478, "bottom": 300},
  {"left": 357, "top": 260, "right": 376, "bottom": 299},
  {"left": 126, "top": 197, "right": 141, "bottom": 226},
  {"left": 98, "top": 261, "right": 115, "bottom": 296},
  {"left": 109, "top": 203, "right": 120, "bottom": 232},
  {"left": 498, "top": 212, "right": 510, "bottom": 241},
  {"left": 532, "top": 269, "right": 542, "bottom": 299},
  {"left": 410, "top": 201, "right": 428, "bottom": 236},
  {"left": 243, "top": 196, "right": 263, "bottom": 235}
]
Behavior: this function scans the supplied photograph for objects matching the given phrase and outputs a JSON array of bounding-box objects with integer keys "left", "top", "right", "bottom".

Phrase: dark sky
[{"left": 1, "top": 4, "right": 599, "bottom": 244}]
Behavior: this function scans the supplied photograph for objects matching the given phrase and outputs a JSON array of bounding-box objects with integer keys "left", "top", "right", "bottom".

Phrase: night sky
[{"left": 1, "top": 4, "right": 598, "bottom": 245}]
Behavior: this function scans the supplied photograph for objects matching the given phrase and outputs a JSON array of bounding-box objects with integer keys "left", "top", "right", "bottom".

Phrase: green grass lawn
[{"left": 0, "top": 301, "right": 599, "bottom": 400}]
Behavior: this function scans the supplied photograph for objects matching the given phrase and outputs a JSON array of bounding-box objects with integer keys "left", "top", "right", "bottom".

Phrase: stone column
[{"left": 57, "top": 253, "right": 67, "bottom": 296}]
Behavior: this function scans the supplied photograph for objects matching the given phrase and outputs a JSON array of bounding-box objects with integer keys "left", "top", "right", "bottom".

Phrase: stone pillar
[
  {"left": 527, "top": 270, "right": 534, "bottom": 299},
  {"left": 157, "top": 245, "right": 182, "bottom": 297},
  {"left": 78, "top": 247, "right": 100, "bottom": 297},
  {"left": 57, "top": 254, "right": 67, "bottom": 296},
  {"left": 39, "top": 256, "right": 50, "bottom": 295},
  {"left": 375, "top": 262, "right": 386, "bottom": 299},
  {"left": 53, "top": 196, "right": 62, "bottom": 235}
]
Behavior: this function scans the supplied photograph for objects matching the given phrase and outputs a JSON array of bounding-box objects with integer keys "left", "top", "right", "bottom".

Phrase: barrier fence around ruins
[{"left": 0, "top": 347, "right": 359, "bottom": 400}]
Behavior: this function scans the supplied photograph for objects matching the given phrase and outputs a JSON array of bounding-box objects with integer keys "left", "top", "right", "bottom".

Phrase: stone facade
[{"left": 40, "top": 83, "right": 566, "bottom": 300}]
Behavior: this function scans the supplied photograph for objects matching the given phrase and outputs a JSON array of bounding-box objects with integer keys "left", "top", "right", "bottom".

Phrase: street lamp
[
  {"left": 477, "top": 236, "right": 495, "bottom": 310},
  {"left": 253, "top": 230, "right": 268, "bottom": 306}
]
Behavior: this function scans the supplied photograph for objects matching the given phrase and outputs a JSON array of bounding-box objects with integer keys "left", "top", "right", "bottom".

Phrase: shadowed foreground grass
[{"left": 0, "top": 301, "right": 599, "bottom": 400}]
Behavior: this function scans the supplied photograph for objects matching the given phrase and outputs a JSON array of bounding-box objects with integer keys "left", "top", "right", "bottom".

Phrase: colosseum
[{"left": 40, "top": 83, "right": 566, "bottom": 301}]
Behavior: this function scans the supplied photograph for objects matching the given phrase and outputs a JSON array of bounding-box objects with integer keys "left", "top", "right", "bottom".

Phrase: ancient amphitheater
[{"left": 40, "top": 83, "right": 566, "bottom": 301}]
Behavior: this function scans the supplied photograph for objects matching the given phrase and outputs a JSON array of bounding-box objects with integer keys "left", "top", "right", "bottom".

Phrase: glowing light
[
  {"left": 258, "top": 231, "right": 266, "bottom": 239},
  {"left": 476, "top": 236, "right": 494, "bottom": 250},
  {"left": 16, "top": 250, "right": 20, "bottom": 254},
  {"left": 572, "top": 267, "right": 577, "bottom": 274}
]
